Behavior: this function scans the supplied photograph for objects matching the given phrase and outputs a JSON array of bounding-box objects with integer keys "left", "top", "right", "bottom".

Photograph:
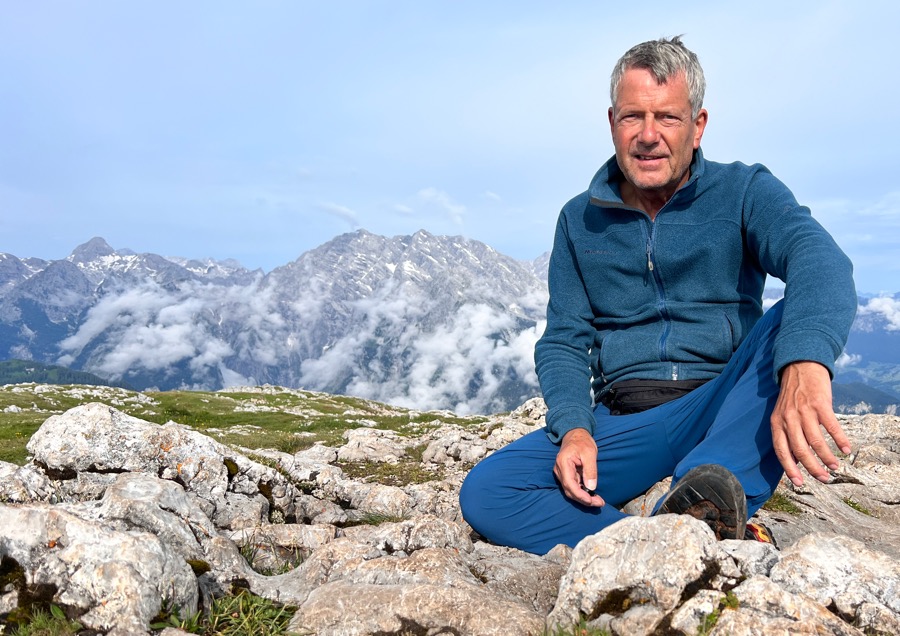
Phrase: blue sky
[{"left": 2, "top": 1, "right": 899, "bottom": 292}]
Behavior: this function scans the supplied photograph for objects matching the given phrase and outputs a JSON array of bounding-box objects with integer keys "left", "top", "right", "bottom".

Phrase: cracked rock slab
[{"left": 547, "top": 514, "right": 739, "bottom": 634}]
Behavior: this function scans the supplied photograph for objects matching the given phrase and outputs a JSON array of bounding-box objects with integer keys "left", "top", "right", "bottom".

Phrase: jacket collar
[{"left": 589, "top": 147, "right": 706, "bottom": 208}]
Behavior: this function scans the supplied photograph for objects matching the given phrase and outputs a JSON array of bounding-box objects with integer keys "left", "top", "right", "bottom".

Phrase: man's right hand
[{"left": 554, "top": 428, "right": 604, "bottom": 507}]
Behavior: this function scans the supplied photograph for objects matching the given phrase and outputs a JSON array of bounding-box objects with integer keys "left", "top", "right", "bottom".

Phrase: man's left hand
[{"left": 770, "top": 360, "right": 852, "bottom": 486}]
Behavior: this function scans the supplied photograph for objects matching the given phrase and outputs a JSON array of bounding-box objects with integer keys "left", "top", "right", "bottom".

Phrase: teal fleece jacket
[{"left": 535, "top": 148, "right": 857, "bottom": 443}]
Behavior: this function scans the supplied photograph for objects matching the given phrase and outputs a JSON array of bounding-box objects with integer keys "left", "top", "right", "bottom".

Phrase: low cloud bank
[{"left": 56, "top": 277, "right": 547, "bottom": 414}]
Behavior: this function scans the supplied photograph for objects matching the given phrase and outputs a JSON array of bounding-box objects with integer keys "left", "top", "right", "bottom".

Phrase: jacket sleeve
[
  {"left": 534, "top": 202, "right": 598, "bottom": 443},
  {"left": 742, "top": 168, "right": 857, "bottom": 380}
]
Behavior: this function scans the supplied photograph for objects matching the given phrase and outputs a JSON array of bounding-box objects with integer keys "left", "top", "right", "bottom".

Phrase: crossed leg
[{"left": 459, "top": 302, "right": 786, "bottom": 555}]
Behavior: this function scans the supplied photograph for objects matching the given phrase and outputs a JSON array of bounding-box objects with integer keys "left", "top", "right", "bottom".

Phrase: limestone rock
[
  {"left": 751, "top": 412, "right": 900, "bottom": 556},
  {"left": 225, "top": 523, "right": 337, "bottom": 573},
  {"left": 327, "top": 547, "right": 479, "bottom": 588},
  {"left": 548, "top": 515, "right": 738, "bottom": 634},
  {"left": 769, "top": 533, "right": 900, "bottom": 633},
  {"left": 715, "top": 575, "right": 865, "bottom": 635},
  {"left": 718, "top": 538, "right": 781, "bottom": 578},
  {"left": 340, "top": 514, "right": 473, "bottom": 555},
  {"left": 422, "top": 426, "right": 490, "bottom": 466},
  {"left": 71, "top": 471, "right": 216, "bottom": 562},
  {"left": 0, "top": 503, "right": 197, "bottom": 634},
  {"left": 667, "top": 589, "right": 726, "bottom": 635},
  {"left": 337, "top": 427, "right": 408, "bottom": 463},
  {"left": 26, "top": 402, "right": 300, "bottom": 530},
  {"left": 467, "top": 542, "right": 569, "bottom": 614},
  {"left": 289, "top": 581, "right": 544, "bottom": 636},
  {"left": 0, "top": 461, "right": 55, "bottom": 503}
]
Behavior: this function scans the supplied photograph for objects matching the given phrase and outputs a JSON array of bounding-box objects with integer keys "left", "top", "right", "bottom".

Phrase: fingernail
[
  {"left": 791, "top": 476, "right": 803, "bottom": 487},
  {"left": 585, "top": 478, "right": 597, "bottom": 491},
  {"left": 841, "top": 445, "right": 851, "bottom": 454}
]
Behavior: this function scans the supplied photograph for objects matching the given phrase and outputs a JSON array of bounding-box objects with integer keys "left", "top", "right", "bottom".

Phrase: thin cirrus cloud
[
  {"left": 417, "top": 188, "right": 465, "bottom": 226},
  {"left": 318, "top": 202, "right": 360, "bottom": 229}
]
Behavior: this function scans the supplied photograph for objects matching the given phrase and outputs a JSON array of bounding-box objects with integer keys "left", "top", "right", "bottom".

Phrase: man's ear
[
  {"left": 608, "top": 107, "right": 615, "bottom": 133},
  {"left": 693, "top": 109, "right": 708, "bottom": 149}
]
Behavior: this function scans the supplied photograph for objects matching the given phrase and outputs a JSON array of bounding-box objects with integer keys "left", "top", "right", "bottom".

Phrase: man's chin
[{"left": 628, "top": 176, "right": 670, "bottom": 192}]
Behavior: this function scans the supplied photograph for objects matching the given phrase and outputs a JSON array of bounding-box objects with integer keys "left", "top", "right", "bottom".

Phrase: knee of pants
[
  {"left": 459, "top": 461, "right": 489, "bottom": 529},
  {"left": 459, "top": 455, "right": 530, "bottom": 542}
]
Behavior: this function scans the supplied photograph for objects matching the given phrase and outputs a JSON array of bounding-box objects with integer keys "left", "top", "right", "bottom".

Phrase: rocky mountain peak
[
  {"left": 0, "top": 233, "right": 897, "bottom": 414},
  {"left": 67, "top": 237, "right": 117, "bottom": 264}
]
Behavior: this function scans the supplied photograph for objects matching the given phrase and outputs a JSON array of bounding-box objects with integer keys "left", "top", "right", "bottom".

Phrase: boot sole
[{"left": 655, "top": 464, "right": 747, "bottom": 540}]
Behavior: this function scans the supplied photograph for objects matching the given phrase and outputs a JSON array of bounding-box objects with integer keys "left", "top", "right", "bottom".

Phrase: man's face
[{"left": 608, "top": 67, "right": 707, "bottom": 198}]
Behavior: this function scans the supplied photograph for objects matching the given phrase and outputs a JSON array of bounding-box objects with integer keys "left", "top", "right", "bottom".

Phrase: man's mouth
[{"left": 636, "top": 154, "right": 665, "bottom": 161}]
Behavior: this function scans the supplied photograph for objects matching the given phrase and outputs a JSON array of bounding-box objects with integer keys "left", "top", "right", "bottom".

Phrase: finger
[
  {"left": 771, "top": 416, "right": 803, "bottom": 486},
  {"left": 582, "top": 457, "right": 598, "bottom": 494},
  {"left": 555, "top": 455, "right": 604, "bottom": 507},
  {"left": 805, "top": 422, "right": 840, "bottom": 473},
  {"left": 785, "top": 412, "right": 830, "bottom": 483},
  {"left": 555, "top": 455, "right": 589, "bottom": 504},
  {"left": 584, "top": 490, "right": 605, "bottom": 507},
  {"left": 820, "top": 413, "right": 852, "bottom": 456}
]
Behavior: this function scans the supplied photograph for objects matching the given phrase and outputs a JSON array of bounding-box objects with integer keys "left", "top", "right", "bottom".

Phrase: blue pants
[{"left": 459, "top": 301, "right": 786, "bottom": 555}]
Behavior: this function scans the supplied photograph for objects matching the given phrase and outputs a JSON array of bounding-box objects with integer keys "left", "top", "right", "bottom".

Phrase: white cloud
[
  {"left": 220, "top": 364, "right": 252, "bottom": 388},
  {"left": 295, "top": 275, "right": 541, "bottom": 414},
  {"left": 857, "top": 296, "right": 900, "bottom": 331},
  {"left": 417, "top": 188, "right": 465, "bottom": 226},
  {"left": 57, "top": 278, "right": 284, "bottom": 382},
  {"left": 394, "top": 204, "right": 415, "bottom": 215},
  {"left": 318, "top": 202, "right": 360, "bottom": 228},
  {"left": 835, "top": 351, "right": 862, "bottom": 369},
  {"left": 484, "top": 190, "right": 502, "bottom": 202}
]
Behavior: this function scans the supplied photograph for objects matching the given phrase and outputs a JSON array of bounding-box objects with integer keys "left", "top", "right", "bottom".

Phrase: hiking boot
[
  {"left": 654, "top": 464, "right": 747, "bottom": 540},
  {"left": 745, "top": 521, "right": 778, "bottom": 548}
]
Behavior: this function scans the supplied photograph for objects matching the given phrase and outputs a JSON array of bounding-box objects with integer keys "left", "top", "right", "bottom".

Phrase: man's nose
[{"left": 638, "top": 117, "right": 660, "bottom": 144}]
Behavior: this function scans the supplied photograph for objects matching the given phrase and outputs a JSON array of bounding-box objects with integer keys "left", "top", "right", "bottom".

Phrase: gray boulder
[
  {"left": 27, "top": 402, "right": 300, "bottom": 530},
  {"left": 0, "top": 503, "right": 197, "bottom": 635}
]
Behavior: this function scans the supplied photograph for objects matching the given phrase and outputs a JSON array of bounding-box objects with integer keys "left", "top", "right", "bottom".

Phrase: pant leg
[
  {"left": 460, "top": 406, "right": 678, "bottom": 555},
  {"left": 661, "top": 300, "right": 786, "bottom": 515},
  {"left": 461, "top": 301, "right": 787, "bottom": 554}
]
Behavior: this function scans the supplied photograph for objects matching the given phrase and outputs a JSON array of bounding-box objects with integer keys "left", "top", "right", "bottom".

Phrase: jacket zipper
[{"left": 645, "top": 223, "right": 672, "bottom": 363}]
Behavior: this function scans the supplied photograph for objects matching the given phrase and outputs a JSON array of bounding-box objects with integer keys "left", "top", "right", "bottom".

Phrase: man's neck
[
  {"left": 619, "top": 170, "right": 691, "bottom": 221},
  {"left": 620, "top": 181, "right": 673, "bottom": 221}
]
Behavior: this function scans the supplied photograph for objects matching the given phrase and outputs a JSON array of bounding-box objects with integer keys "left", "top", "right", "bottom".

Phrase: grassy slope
[{"left": 0, "top": 383, "right": 489, "bottom": 466}]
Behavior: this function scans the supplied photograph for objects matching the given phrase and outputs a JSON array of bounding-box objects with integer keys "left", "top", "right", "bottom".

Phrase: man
[{"left": 459, "top": 36, "right": 857, "bottom": 555}]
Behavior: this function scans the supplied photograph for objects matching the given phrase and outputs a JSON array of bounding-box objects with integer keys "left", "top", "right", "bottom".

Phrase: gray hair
[{"left": 609, "top": 36, "right": 706, "bottom": 119}]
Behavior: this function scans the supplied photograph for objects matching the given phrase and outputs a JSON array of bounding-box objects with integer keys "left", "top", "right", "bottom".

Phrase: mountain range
[{"left": 1, "top": 233, "right": 898, "bottom": 414}]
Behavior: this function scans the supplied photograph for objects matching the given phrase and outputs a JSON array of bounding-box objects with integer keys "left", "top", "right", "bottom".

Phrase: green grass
[
  {"left": 542, "top": 619, "right": 611, "bottom": 636},
  {"left": 5, "top": 604, "right": 82, "bottom": 636},
  {"left": 0, "top": 383, "right": 489, "bottom": 467},
  {"left": 3, "top": 592, "right": 298, "bottom": 636},
  {"left": 842, "top": 496, "right": 875, "bottom": 517},
  {"left": 761, "top": 490, "right": 801, "bottom": 515},
  {"left": 337, "top": 457, "right": 444, "bottom": 487},
  {"left": 697, "top": 591, "right": 740, "bottom": 636},
  {"left": 150, "top": 589, "right": 296, "bottom": 635}
]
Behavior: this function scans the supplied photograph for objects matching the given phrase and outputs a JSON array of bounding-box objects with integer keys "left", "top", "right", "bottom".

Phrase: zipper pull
[{"left": 646, "top": 240, "right": 654, "bottom": 271}]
